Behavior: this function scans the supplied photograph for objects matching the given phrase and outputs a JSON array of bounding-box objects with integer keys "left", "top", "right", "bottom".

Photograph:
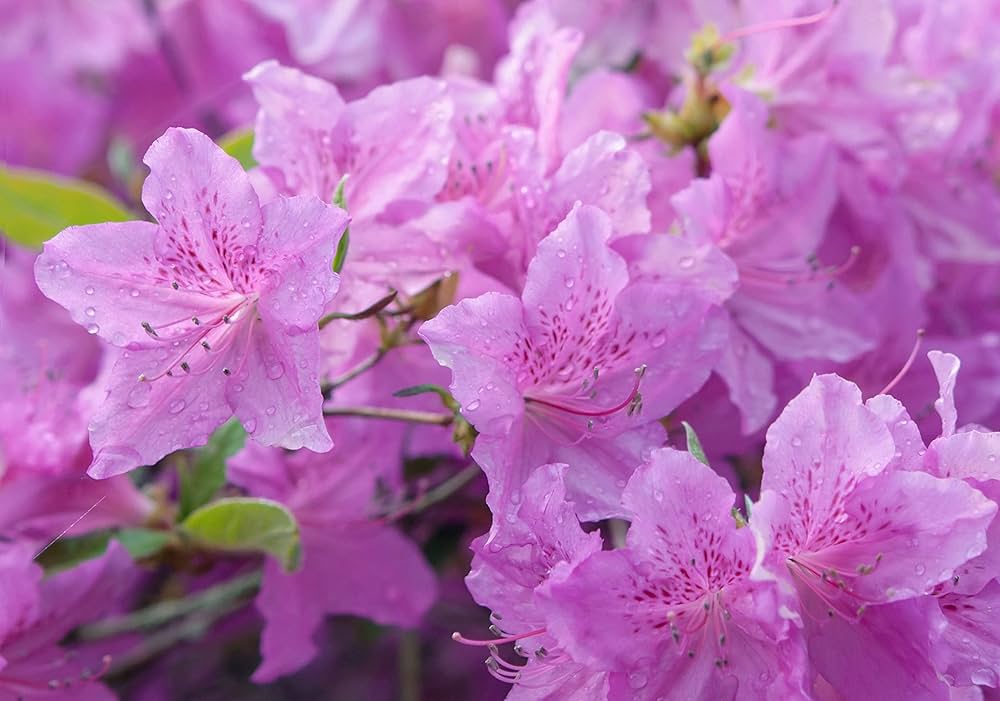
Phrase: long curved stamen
[
  {"left": 452, "top": 627, "right": 546, "bottom": 647},
  {"left": 787, "top": 555, "right": 880, "bottom": 621},
  {"left": 739, "top": 246, "right": 859, "bottom": 289},
  {"left": 0, "top": 654, "right": 112, "bottom": 693},
  {"left": 877, "top": 328, "right": 925, "bottom": 396},
  {"left": 137, "top": 298, "right": 257, "bottom": 381},
  {"left": 525, "top": 365, "right": 646, "bottom": 418},
  {"left": 716, "top": 2, "right": 838, "bottom": 46}
]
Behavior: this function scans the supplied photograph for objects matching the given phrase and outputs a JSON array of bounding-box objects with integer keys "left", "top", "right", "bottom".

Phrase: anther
[
  {"left": 171, "top": 281, "right": 179, "bottom": 290},
  {"left": 180, "top": 362, "right": 191, "bottom": 373},
  {"left": 201, "top": 341, "right": 211, "bottom": 350},
  {"left": 192, "top": 317, "right": 201, "bottom": 325},
  {"left": 223, "top": 315, "right": 231, "bottom": 324},
  {"left": 222, "top": 367, "right": 231, "bottom": 376},
  {"left": 141, "top": 321, "right": 159, "bottom": 338}
]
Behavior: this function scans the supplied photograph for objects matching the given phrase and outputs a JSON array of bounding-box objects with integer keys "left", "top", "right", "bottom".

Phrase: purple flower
[
  {"left": 229, "top": 420, "right": 437, "bottom": 682},
  {"left": 752, "top": 371, "right": 997, "bottom": 697},
  {"left": 539, "top": 448, "right": 808, "bottom": 700},
  {"left": 421, "top": 204, "right": 726, "bottom": 518},
  {"left": 0, "top": 242, "right": 102, "bottom": 476},
  {"left": 457, "top": 463, "right": 608, "bottom": 697},
  {"left": 0, "top": 541, "right": 133, "bottom": 700},
  {"left": 35, "top": 127, "right": 349, "bottom": 477}
]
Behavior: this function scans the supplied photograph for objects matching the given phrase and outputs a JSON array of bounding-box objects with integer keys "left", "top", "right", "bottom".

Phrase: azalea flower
[{"left": 35, "top": 127, "right": 348, "bottom": 477}]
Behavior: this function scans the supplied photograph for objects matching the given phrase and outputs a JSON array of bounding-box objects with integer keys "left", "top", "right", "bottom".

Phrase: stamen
[
  {"left": 739, "top": 246, "right": 859, "bottom": 289},
  {"left": 876, "top": 329, "right": 925, "bottom": 396},
  {"left": 141, "top": 321, "right": 159, "bottom": 338},
  {"left": 525, "top": 365, "right": 646, "bottom": 418},
  {"left": 716, "top": 2, "right": 838, "bottom": 45},
  {"left": 452, "top": 628, "right": 546, "bottom": 647}
]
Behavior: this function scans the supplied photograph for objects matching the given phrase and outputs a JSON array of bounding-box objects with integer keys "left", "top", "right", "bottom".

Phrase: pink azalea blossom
[
  {"left": 1, "top": 241, "right": 102, "bottom": 477},
  {"left": 751, "top": 371, "right": 997, "bottom": 698},
  {"left": 421, "top": 204, "right": 726, "bottom": 518},
  {"left": 458, "top": 463, "right": 608, "bottom": 698},
  {"left": 35, "top": 127, "right": 349, "bottom": 477},
  {"left": 0, "top": 542, "right": 133, "bottom": 700},
  {"left": 229, "top": 420, "right": 438, "bottom": 682},
  {"left": 539, "top": 448, "right": 808, "bottom": 700}
]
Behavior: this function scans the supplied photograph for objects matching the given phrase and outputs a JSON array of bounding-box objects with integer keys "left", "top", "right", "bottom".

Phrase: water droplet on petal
[
  {"left": 244, "top": 418, "right": 258, "bottom": 433},
  {"left": 791, "top": 436, "right": 803, "bottom": 447},
  {"left": 628, "top": 672, "right": 648, "bottom": 689},
  {"left": 85, "top": 285, "right": 95, "bottom": 295},
  {"left": 86, "top": 323, "right": 100, "bottom": 335},
  {"left": 465, "top": 399, "right": 481, "bottom": 412},
  {"left": 168, "top": 399, "right": 186, "bottom": 414},
  {"left": 651, "top": 333, "right": 667, "bottom": 348},
  {"left": 127, "top": 383, "right": 152, "bottom": 408},
  {"left": 267, "top": 362, "right": 285, "bottom": 380},
  {"left": 678, "top": 256, "right": 695, "bottom": 270}
]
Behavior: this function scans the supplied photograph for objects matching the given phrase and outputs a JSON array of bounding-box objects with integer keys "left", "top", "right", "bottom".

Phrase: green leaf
[
  {"left": 217, "top": 129, "right": 257, "bottom": 170},
  {"left": 35, "top": 531, "right": 112, "bottom": 573},
  {"left": 394, "top": 384, "right": 451, "bottom": 399},
  {"left": 0, "top": 166, "right": 133, "bottom": 247},
  {"left": 116, "top": 528, "right": 172, "bottom": 559},
  {"left": 180, "top": 497, "right": 301, "bottom": 572},
  {"left": 319, "top": 289, "right": 396, "bottom": 326},
  {"left": 332, "top": 175, "right": 350, "bottom": 273},
  {"left": 178, "top": 420, "right": 247, "bottom": 519},
  {"left": 681, "top": 420, "right": 709, "bottom": 466}
]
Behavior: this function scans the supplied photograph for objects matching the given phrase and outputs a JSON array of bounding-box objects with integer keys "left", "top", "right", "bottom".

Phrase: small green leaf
[
  {"left": 681, "top": 421, "right": 709, "bottom": 466},
  {"left": 318, "top": 289, "right": 396, "bottom": 326},
  {"left": 394, "top": 383, "right": 460, "bottom": 413},
  {"left": 180, "top": 497, "right": 301, "bottom": 572},
  {"left": 35, "top": 531, "right": 112, "bottom": 573},
  {"left": 116, "top": 528, "right": 172, "bottom": 559},
  {"left": 332, "top": 174, "right": 350, "bottom": 273},
  {"left": 217, "top": 129, "right": 257, "bottom": 170},
  {"left": 178, "top": 420, "right": 247, "bottom": 519},
  {"left": 394, "top": 384, "right": 451, "bottom": 399},
  {"left": 0, "top": 166, "right": 133, "bottom": 247}
]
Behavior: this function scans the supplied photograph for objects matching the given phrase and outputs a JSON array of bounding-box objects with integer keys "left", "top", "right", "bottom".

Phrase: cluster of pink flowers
[{"left": 3, "top": 0, "right": 1000, "bottom": 699}]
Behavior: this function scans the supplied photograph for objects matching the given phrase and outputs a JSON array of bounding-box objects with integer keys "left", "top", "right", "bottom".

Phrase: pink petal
[
  {"left": 142, "top": 128, "right": 263, "bottom": 292},
  {"left": 253, "top": 524, "right": 436, "bottom": 682}
]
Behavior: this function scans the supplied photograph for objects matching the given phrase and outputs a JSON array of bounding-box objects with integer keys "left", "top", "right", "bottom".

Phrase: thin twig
[
  {"left": 323, "top": 406, "right": 454, "bottom": 426},
  {"left": 103, "top": 597, "right": 249, "bottom": 679},
  {"left": 399, "top": 631, "right": 422, "bottom": 701},
  {"left": 321, "top": 347, "right": 388, "bottom": 395},
  {"left": 78, "top": 571, "right": 262, "bottom": 640},
  {"left": 386, "top": 465, "right": 482, "bottom": 520}
]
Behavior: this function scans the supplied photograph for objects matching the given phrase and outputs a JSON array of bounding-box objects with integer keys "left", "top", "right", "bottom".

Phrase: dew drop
[
  {"left": 84, "top": 307, "right": 96, "bottom": 318},
  {"left": 791, "top": 436, "right": 803, "bottom": 447},
  {"left": 465, "top": 399, "right": 481, "bottom": 412},
  {"left": 245, "top": 418, "right": 258, "bottom": 433},
  {"left": 85, "top": 285, "right": 95, "bottom": 295},
  {"left": 678, "top": 256, "right": 695, "bottom": 270},
  {"left": 86, "top": 323, "right": 100, "bottom": 335},
  {"left": 628, "top": 672, "right": 648, "bottom": 689},
  {"left": 267, "top": 362, "right": 285, "bottom": 380},
  {"left": 127, "top": 383, "right": 152, "bottom": 409},
  {"left": 266, "top": 406, "right": 276, "bottom": 416},
  {"left": 651, "top": 333, "right": 667, "bottom": 348},
  {"left": 168, "top": 399, "right": 186, "bottom": 414}
]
